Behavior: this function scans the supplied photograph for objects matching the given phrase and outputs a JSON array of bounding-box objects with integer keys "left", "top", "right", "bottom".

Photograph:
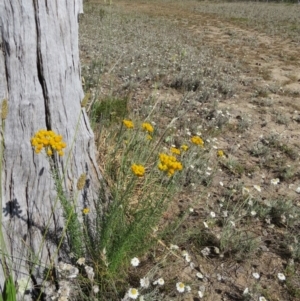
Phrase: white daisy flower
[
  {"left": 252, "top": 272, "right": 260, "bottom": 279},
  {"left": 189, "top": 207, "right": 194, "bottom": 212},
  {"left": 277, "top": 273, "right": 286, "bottom": 281},
  {"left": 128, "top": 288, "right": 139, "bottom": 299},
  {"left": 271, "top": 178, "right": 280, "bottom": 185},
  {"left": 196, "top": 272, "right": 204, "bottom": 279},
  {"left": 131, "top": 257, "right": 140, "bottom": 267},
  {"left": 253, "top": 185, "right": 261, "bottom": 192},
  {"left": 242, "top": 187, "right": 250, "bottom": 195},
  {"left": 251, "top": 210, "right": 257, "bottom": 216},
  {"left": 185, "top": 254, "right": 191, "bottom": 263},
  {"left": 157, "top": 278, "right": 165, "bottom": 285},
  {"left": 76, "top": 257, "right": 85, "bottom": 266},
  {"left": 219, "top": 181, "right": 224, "bottom": 186},
  {"left": 201, "top": 247, "right": 210, "bottom": 257},
  {"left": 198, "top": 291, "right": 204, "bottom": 298},
  {"left": 140, "top": 277, "right": 150, "bottom": 288},
  {"left": 92, "top": 285, "right": 99, "bottom": 294},
  {"left": 176, "top": 282, "right": 185, "bottom": 293},
  {"left": 181, "top": 250, "right": 191, "bottom": 262},
  {"left": 210, "top": 211, "right": 216, "bottom": 218},
  {"left": 170, "top": 244, "right": 179, "bottom": 250},
  {"left": 229, "top": 221, "right": 236, "bottom": 227}
]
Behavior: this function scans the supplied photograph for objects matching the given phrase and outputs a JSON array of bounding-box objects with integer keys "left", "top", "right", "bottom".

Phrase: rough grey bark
[{"left": 0, "top": 0, "right": 104, "bottom": 297}]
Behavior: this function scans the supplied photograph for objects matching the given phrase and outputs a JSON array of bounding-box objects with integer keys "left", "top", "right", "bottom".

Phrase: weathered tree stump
[{"left": 0, "top": 0, "right": 104, "bottom": 298}]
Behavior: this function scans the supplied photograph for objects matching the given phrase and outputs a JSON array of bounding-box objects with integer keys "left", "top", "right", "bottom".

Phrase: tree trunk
[{"left": 0, "top": 0, "right": 104, "bottom": 297}]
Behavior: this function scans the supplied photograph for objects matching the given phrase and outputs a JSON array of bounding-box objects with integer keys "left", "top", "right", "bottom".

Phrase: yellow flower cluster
[
  {"left": 142, "top": 122, "right": 154, "bottom": 133},
  {"left": 170, "top": 147, "right": 181, "bottom": 155},
  {"left": 123, "top": 119, "right": 134, "bottom": 129},
  {"left": 82, "top": 208, "right": 90, "bottom": 215},
  {"left": 131, "top": 164, "right": 145, "bottom": 177},
  {"left": 158, "top": 153, "right": 183, "bottom": 177},
  {"left": 181, "top": 144, "right": 189, "bottom": 151},
  {"left": 191, "top": 136, "right": 204, "bottom": 147},
  {"left": 31, "top": 129, "right": 66, "bottom": 156},
  {"left": 217, "top": 150, "right": 225, "bottom": 157}
]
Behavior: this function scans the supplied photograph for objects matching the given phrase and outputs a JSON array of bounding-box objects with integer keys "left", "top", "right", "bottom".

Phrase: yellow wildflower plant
[
  {"left": 83, "top": 208, "right": 90, "bottom": 215},
  {"left": 31, "top": 129, "right": 67, "bottom": 156},
  {"left": 191, "top": 136, "right": 204, "bottom": 147},
  {"left": 158, "top": 153, "right": 183, "bottom": 177},
  {"left": 217, "top": 149, "right": 225, "bottom": 157},
  {"left": 123, "top": 119, "right": 134, "bottom": 129},
  {"left": 181, "top": 144, "right": 189, "bottom": 151},
  {"left": 170, "top": 147, "right": 181, "bottom": 155},
  {"left": 131, "top": 164, "right": 145, "bottom": 177},
  {"left": 141, "top": 122, "right": 154, "bottom": 133}
]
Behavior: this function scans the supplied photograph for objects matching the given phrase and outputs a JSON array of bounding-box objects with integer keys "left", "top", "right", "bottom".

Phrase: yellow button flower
[
  {"left": 181, "top": 144, "right": 189, "bottom": 151},
  {"left": 131, "top": 164, "right": 145, "bottom": 177},
  {"left": 83, "top": 208, "right": 90, "bottom": 215},
  {"left": 123, "top": 119, "right": 134, "bottom": 129},
  {"left": 217, "top": 150, "right": 225, "bottom": 157},
  {"left": 142, "top": 122, "right": 154, "bottom": 133},
  {"left": 191, "top": 136, "right": 204, "bottom": 147},
  {"left": 170, "top": 147, "right": 181, "bottom": 155}
]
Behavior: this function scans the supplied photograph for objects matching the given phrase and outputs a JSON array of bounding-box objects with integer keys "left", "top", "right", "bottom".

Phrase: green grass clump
[
  {"left": 80, "top": 117, "right": 208, "bottom": 298},
  {"left": 90, "top": 96, "right": 128, "bottom": 126}
]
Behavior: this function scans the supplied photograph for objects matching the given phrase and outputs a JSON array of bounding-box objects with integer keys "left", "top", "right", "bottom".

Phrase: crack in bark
[
  {"left": 45, "top": 0, "right": 49, "bottom": 15},
  {"left": 1, "top": 29, "right": 10, "bottom": 95},
  {"left": 33, "top": 0, "right": 51, "bottom": 131}
]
